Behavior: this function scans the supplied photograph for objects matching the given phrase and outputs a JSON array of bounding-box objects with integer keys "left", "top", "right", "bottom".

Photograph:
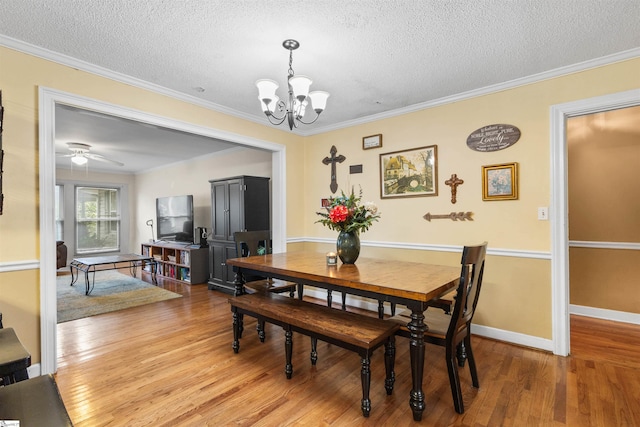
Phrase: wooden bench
[{"left": 228, "top": 292, "right": 399, "bottom": 417}]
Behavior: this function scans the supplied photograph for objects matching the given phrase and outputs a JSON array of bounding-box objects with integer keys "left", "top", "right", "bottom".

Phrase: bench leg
[
  {"left": 284, "top": 327, "right": 293, "bottom": 379},
  {"left": 360, "top": 355, "right": 371, "bottom": 417},
  {"left": 384, "top": 336, "right": 396, "bottom": 395},
  {"left": 232, "top": 309, "right": 243, "bottom": 354},
  {"left": 257, "top": 319, "right": 266, "bottom": 343},
  {"left": 310, "top": 337, "right": 318, "bottom": 365}
]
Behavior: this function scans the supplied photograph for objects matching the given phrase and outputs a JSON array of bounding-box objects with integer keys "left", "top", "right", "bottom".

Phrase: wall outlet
[{"left": 538, "top": 207, "right": 549, "bottom": 220}]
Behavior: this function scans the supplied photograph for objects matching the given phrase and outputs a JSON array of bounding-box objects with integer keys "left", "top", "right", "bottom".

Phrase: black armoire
[{"left": 207, "top": 176, "right": 270, "bottom": 293}]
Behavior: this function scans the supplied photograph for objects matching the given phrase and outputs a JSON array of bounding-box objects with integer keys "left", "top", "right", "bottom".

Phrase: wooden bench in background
[{"left": 228, "top": 292, "right": 399, "bottom": 417}]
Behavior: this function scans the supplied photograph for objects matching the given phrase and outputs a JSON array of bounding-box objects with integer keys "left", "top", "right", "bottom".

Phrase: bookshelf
[{"left": 141, "top": 241, "right": 208, "bottom": 284}]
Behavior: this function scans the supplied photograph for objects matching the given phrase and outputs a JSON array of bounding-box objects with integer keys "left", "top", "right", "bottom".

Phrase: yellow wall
[
  {"left": 1, "top": 43, "right": 639, "bottom": 362},
  {"left": 0, "top": 45, "right": 302, "bottom": 363}
]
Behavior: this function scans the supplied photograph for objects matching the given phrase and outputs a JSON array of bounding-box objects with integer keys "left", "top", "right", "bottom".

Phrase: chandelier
[{"left": 256, "top": 39, "right": 329, "bottom": 130}]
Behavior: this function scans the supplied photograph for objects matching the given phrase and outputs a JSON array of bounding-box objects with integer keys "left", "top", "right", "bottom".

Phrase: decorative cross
[
  {"left": 322, "top": 145, "right": 346, "bottom": 194},
  {"left": 444, "top": 173, "right": 464, "bottom": 204}
]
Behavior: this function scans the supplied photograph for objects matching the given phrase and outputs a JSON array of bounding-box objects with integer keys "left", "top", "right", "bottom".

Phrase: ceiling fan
[{"left": 56, "top": 142, "right": 124, "bottom": 167}]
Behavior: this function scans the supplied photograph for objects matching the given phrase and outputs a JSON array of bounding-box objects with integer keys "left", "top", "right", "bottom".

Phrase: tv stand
[{"left": 141, "top": 241, "right": 208, "bottom": 284}]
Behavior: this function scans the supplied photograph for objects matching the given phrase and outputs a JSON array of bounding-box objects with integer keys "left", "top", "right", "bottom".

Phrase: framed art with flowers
[
  {"left": 379, "top": 145, "right": 438, "bottom": 199},
  {"left": 482, "top": 162, "right": 519, "bottom": 201}
]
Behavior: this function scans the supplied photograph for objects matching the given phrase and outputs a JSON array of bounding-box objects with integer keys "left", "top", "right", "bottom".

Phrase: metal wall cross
[{"left": 322, "top": 145, "right": 346, "bottom": 194}]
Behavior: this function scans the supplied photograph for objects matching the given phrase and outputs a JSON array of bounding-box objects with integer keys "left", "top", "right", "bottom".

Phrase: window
[
  {"left": 55, "top": 185, "right": 64, "bottom": 241},
  {"left": 76, "top": 186, "right": 120, "bottom": 254}
]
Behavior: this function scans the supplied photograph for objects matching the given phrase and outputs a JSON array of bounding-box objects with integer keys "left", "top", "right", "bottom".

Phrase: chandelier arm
[
  {"left": 296, "top": 111, "right": 321, "bottom": 125},
  {"left": 265, "top": 113, "right": 287, "bottom": 126}
]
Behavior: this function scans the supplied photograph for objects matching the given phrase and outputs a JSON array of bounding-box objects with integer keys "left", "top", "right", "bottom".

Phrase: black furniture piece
[
  {"left": 393, "top": 242, "right": 487, "bottom": 414},
  {"left": 57, "top": 240, "right": 68, "bottom": 269},
  {"left": 0, "top": 374, "right": 73, "bottom": 426},
  {"left": 233, "top": 230, "right": 297, "bottom": 296},
  {"left": 0, "top": 312, "right": 31, "bottom": 386},
  {"left": 208, "top": 176, "right": 270, "bottom": 293}
]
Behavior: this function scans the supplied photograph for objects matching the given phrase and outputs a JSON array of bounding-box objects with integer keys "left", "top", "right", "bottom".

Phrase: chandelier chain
[{"left": 288, "top": 48, "right": 295, "bottom": 78}]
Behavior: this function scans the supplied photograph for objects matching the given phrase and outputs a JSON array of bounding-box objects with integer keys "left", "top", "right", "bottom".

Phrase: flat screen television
[{"left": 156, "top": 195, "right": 194, "bottom": 243}]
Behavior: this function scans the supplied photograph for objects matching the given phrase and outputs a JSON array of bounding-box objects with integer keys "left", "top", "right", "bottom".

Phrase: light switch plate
[{"left": 538, "top": 207, "right": 548, "bottom": 220}]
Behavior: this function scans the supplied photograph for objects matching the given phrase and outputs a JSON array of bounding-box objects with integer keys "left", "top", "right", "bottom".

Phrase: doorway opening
[
  {"left": 550, "top": 88, "right": 640, "bottom": 356},
  {"left": 39, "top": 87, "right": 287, "bottom": 374}
]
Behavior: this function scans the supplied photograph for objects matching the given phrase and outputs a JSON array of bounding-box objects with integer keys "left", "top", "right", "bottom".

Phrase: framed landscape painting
[
  {"left": 379, "top": 145, "right": 438, "bottom": 199},
  {"left": 482, "top": 162, "right": 519, "bottom": 201}
]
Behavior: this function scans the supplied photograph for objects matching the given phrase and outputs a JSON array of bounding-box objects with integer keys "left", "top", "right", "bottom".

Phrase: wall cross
[
  {"left": 322, "top": 145, "right": 346, "bottom": 194},
  {"left": 445, "top": 173, "right": 464, "bottom": 204}
]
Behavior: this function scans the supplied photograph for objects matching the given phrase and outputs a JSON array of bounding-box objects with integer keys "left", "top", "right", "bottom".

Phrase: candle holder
[{"left": 326, "top": 252, "right": 337, "bottom": 266}]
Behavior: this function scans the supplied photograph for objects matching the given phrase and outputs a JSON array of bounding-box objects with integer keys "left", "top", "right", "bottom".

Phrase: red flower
[{"left": 329, "top": 205, "right": 349, "bottom": 223}]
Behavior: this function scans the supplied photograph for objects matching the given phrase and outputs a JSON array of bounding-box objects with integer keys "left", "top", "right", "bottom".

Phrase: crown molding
[{"left": 2, "top": 35, "right": 638, "bottom": 137}]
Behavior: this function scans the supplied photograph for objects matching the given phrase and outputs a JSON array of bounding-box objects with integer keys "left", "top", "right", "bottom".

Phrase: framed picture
[
  {"left": 379, "top": 145, "right": 438, "bottom": 199},
  {"left": 362, "top": 134, "right": 382, "bottom": 150},
  {"left": 482, "top": 162, "right": 519, "bottom": 201}
]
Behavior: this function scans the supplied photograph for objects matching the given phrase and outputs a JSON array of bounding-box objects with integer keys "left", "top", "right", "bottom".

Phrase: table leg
[
  {"left": 151, "top": 261, "right": 158, "bottom": 284},
  {"left": 84, "top": 269, "right": 90, "bottom": 295},
  {"left": 407, "top": 304, "right": 427, "bottom": 421}
]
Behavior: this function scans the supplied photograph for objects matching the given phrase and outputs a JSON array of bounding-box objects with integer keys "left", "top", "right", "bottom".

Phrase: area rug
[{"left": 57, "top": 270, "right": 182, "bottom": 323}]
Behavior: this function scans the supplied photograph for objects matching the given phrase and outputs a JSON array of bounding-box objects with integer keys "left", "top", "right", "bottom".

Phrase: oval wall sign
[{"left": 466, "top": 124, "right": 521, "bottom": 152}]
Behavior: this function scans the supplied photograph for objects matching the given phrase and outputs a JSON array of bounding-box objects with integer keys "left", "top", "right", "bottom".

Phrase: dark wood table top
[{"left": 226, "top": 251, "right": 460, "bottom": 303}]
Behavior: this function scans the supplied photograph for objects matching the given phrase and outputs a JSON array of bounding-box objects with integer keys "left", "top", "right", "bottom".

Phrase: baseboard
[
  {"left": 28, "top": 363, "right": 41, "bottom": 378},
  {"left": 570, "top": 304, "right": 640, "bottom": 325},
  {"left": 303, "top": 287, "right": 553, "bottom": 352},
  {"left": 470, "top": 324, "right": 554, "bottom": 352}
]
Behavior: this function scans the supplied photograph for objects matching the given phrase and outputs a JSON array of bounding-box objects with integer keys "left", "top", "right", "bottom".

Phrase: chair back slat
[
  {"left": 234, "top": 230, "right": 271, "bottom": 258},
  {"left": 447, "top": 242, "right": 487, "bottom": 341}
]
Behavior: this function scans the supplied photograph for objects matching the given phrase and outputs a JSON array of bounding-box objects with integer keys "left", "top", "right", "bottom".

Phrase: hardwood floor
[{"left": 55, "top": 278, "right": 640, "bottom": 426}]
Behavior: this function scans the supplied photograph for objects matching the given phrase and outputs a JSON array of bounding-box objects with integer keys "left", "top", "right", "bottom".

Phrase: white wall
[{"left": 134, "top": 147, "right": 273, "bottom": 248}]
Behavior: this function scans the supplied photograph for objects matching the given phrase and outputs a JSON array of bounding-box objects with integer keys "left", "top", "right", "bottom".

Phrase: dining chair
[
  {"left": 393, "top": 242, "right": 487, "bottom": 414},
  {"left": 233, "top": 231, "right": 299, "bottom": 341},
  {"left": 0, "top": 312, "right": 32, "bottom": 386}
]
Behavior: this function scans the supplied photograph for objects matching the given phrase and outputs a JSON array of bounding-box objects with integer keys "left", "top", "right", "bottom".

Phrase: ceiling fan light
[
  {"left": 308, "top": 91, "right": 329, "bottom": 113},
  {"left": 71, "top": 154, "right": 88, "bottom": 165},
  {"left": 288, "top": 75, "right": 312, "bottom": 101}
]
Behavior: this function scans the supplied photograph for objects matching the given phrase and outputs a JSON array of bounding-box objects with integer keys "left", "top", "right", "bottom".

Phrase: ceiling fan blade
[
  {"left": 56, "top": 153, "right": 75, "bottom": 158},
  {"left": 86, "top": 153, "right": 124, "bottom": 166}
]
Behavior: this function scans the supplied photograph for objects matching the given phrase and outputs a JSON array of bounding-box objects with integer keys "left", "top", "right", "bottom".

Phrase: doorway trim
[
  {"left": 550, "top": 88, "right": 640, "bottom": 356},
  {"left": 38, "top": 87, "right": 288, "bottom": 374}
]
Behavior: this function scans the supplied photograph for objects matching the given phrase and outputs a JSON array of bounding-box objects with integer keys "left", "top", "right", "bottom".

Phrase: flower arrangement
[{"left": 316, "top": 187, "right": 381, "bottom": 233}]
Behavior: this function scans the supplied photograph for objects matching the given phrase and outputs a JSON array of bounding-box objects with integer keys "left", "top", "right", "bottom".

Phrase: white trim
[
  {"left": 470, "top": 325, "right": 554, "bottom": 352},
  {"left": 550, "top": 89, "right": 640, "bottom": 357},
  {"left": 297, "top": 237, "right": 551, "bottom": 260},
  {"left": 0, "top": 241, "right": 555, "bottom": 274},
  {"left": 570, "top": 304, "right": 640, "bottom": 326},
  {"left": 305, "top": 287, "right": 554, "bottom": 352},
  {"left": 569, "top": 240, "right": 640, "bottom": 251},
  {"left": 38, "top": 87, "right": 287, "bottom": 374},
  {"left": 27, "top": 364, "right": 41, "bottom": 379},
  {"left": 3, "top": 35, "right": 639, "bottom": 137},
  {"left": 0, "top": 260, "right": 40, "bottom": 273}
]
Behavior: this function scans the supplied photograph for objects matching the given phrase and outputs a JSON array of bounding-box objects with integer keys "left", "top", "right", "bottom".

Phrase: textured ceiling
[{"left": 1, "top": 0, "right": 639, "bottom": 172}]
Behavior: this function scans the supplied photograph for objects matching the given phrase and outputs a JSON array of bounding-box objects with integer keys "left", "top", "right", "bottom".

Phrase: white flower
[{"left": 364, "top": 201, "right": 378, "bottom": 215}]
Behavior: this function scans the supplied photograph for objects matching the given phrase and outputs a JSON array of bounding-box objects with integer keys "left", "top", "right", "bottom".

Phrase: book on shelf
[{"left": 180, "top": 267, "right": 190, "bottom": 282}]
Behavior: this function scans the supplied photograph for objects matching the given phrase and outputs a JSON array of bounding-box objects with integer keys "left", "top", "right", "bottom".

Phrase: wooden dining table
[{"left": 226, "top": 251, "right": 460, "bottom": 421}]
